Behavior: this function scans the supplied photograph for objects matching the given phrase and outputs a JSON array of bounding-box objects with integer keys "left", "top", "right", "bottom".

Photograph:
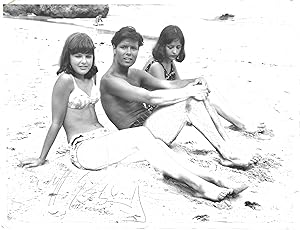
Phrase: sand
[{"left": 2, "top": 2, "right": 300, "bottom": 229}]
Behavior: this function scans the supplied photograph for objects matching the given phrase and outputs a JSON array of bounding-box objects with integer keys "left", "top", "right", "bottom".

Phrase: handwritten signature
[{"left": 47, "top": 169, "right": 146, "bottom": 222}]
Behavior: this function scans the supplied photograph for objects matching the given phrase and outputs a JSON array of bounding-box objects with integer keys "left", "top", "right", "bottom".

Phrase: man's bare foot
[
  {"left": 194, "top": 187, "right": 234, "bottom": 202},
  {"left": 215, "top": 155, "right": 260, "bottom": 170},
  {"left": 215, "top": 177, "right": 249, "bottom": 196}
]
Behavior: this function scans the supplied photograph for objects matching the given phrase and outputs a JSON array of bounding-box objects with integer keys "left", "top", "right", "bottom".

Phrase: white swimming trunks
[{"left": 69, "top": 128, "right": 111, "bottom": 170}]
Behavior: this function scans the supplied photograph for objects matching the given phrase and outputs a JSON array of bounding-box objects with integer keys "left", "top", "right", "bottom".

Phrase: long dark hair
[
  {"left": 57, "top": 32, "right": 98, "bottom": 79},
  {"left": 152, "top": 25, "right": 185, "bottom": 63}
]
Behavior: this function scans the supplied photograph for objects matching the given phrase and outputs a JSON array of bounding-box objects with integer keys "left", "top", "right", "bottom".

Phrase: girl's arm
[
  {"left": 147, "top": 61, "right": 181, "bottom": 80},
  {"left": 21, "top": 75, "right": 72, "bottom": 168},
  {"left": 147, "top": 62, "right": 166, "bottom": 80},
  {"left": 136, "top": 68, "right": 195, "bottom": 90}
]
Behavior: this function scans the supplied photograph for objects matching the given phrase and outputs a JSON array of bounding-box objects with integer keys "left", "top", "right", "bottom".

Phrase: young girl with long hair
[{"left": 143, "top": 25, "right": 265, "bottom": 133}]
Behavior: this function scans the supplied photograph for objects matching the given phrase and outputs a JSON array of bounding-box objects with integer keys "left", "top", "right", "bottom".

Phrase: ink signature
[{"left": 47, "top": 169, "right": 146, "bottom": 222}]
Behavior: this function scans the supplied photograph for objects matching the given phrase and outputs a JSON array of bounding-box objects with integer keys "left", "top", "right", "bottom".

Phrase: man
[
  {"left": 100, "top": 26, "right": 258, "bottom": 169},
  {"left": 93, "top": 15, "right": 103, "bottom": 26}
]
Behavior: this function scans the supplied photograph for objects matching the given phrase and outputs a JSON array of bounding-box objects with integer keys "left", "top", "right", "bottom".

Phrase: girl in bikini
[
  {"left": 143, "top": 25, "right": 266, "bottom": 134},
  {"left": 21, "top": 32, "right": 248, "bottom": 202}
]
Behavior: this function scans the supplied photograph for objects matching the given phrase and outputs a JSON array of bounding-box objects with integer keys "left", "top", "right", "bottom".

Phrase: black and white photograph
[{"left": 2, "top": 0, "right": 299, "bottom": 229}]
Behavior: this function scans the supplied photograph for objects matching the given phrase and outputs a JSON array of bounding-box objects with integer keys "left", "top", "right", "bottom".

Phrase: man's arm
[
  {"left": 134, "top": 68, "right": 201, "bottom": 90},
  {"left": 102, "top": 75, "right": 208, "bottom": 106}
]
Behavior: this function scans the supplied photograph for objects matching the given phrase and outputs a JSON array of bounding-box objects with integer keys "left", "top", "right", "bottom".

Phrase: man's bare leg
[
  {"left": 144, "top": 101, "right": 188, "bottom": 145},
  {"left": 203, "top": 99, "right": 230, "bottom": 141},
  {"left": 144, "top": 99, "right": 259, "bottom": 169},
  {"left": 167, "top": 150, "right": 249, "bottom": 195},
  {"left": 187, "top": 98, "right": 259, "bottom": 169},
  {"left": 116, "top": 127, "right": 235, "bottom": 202},
  {"left": 137, "top": 129, "right": 236, "bottom": 201}
]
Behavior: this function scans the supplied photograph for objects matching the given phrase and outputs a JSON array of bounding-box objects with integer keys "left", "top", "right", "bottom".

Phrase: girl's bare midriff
[{"left": 63, "top": 104, "right": 103, "bottom": 143}]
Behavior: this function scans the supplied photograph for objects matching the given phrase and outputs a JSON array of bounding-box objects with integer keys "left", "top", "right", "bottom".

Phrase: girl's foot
[
  {"left": 214, "top": 155, "right": 260, "bottom": 170},
  {"left": 229, "top": 123, "right": 273, "bottom": 140},
  {"left": 229, "top": 122, "right": 265, "bottom": 132}
]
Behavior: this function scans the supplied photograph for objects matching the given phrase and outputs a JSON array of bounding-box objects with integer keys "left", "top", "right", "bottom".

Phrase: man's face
[{"left": 114, "top": 38, "right": 139, "bottom": 67}]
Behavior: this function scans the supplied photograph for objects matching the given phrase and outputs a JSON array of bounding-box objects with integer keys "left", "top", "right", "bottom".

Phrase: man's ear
[{"left": 113, "top": 45, "right": 116, "bottom": 55}]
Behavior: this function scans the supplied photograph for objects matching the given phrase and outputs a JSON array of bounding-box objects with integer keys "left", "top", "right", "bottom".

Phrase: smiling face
[
  {"left": 70, "top": 52, "right": 93, "bottom": 77},
  {"left": 114, "top": 38, "right": 139, "bottom": 67},
  {"left": 165, "top": 39, "right": 182, "bottom": 61}
]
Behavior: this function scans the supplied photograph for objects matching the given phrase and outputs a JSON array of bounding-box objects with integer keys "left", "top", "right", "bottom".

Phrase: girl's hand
[{"left": 19, "top": 158, "right": 46, "bottom": 168}]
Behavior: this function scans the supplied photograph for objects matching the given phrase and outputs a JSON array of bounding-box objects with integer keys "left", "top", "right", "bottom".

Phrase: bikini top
[
  {"left": 144, "top": 59, "right": 177, "bottom": 81},
  {"left": 68, "top": 75, "right": 100, "bottom": 109}
]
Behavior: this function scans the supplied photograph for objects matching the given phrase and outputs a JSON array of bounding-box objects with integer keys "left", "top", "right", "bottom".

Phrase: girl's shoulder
[
  {"left": 57, "top": 72, "right": 74, "bottom": 83},
  {"left": 57, "top": 71, "right": 72, "bottom": 79},
  {"left": 54, "top": 72, "right": 74, "bottom": 91},
  {"left": 144, "top": 58, "right": 164, "bottom": 72},
  {"left": 143, "top": 57, "right": 154, "bottom": 70}
]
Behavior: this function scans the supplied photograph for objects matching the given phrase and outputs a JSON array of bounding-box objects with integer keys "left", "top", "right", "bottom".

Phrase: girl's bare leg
[
  {"left": 212, "top": 102, "right": 245, "bottom": 130},
  {"left": 78, "top": 127, "right": 234, "bottom": 202},
  {"left": 209, "top": 89, "right": 265, "bottom": 132}
]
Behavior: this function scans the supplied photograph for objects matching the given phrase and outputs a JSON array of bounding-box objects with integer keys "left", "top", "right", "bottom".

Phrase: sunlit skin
[
  {"left": 20, "top": 30, "right": 249, "bottom": 202},
  {"left": 114, "top": 39, "right": 139, "bottom": 68},
  {"left": 70, "top": 53, "right": 93, "bottom": 78},
  {"left": 165, "top": 39, "right": 182, "bottom": 62}
]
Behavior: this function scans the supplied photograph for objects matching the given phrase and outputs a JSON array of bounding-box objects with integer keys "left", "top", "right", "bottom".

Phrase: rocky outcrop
[{"left": 3, "top": 4, "right": 109, "bottom": 18}]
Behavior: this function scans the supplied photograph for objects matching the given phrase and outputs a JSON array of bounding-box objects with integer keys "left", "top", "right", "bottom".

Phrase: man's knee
[{"left": 144, "top": 103, "right": 188, "bottom": 145}]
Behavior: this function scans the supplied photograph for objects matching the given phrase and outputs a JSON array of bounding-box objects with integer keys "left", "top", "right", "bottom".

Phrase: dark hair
[
  {"left": 57, "top": 32, "right": 98, "bottom": 79},
  {"left": 111, "top": 26, "right": 144, "bottom": 47},
  {"left": 152, "top": 25, "right": 185, "bottom": 63}
]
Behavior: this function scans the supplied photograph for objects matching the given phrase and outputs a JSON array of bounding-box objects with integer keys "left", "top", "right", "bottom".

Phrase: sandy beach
[{"left": 2, "top": 1, "right": 300, "bottom": 229}]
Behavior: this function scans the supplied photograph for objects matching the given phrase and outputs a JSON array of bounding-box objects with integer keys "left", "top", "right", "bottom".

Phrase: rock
[
  {"left": 3, "top": 4, "right": 109, "bottom": 18},
  {"left": 218, "top": 13, "right": 235, "bottom": 20},
  {"left": 3, "top": 4, "right": 34, "bottom": 16}
]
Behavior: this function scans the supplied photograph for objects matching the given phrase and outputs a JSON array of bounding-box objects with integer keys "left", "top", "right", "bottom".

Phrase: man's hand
[
  {"left": 185, "top": 83, "right": 210, "bottom": 101},
  {"left": 18, "top": 158, "right": 46, "bottom": 168},
  {"left": 193, "top": 77, "right": 211, "bottom": 93}
]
